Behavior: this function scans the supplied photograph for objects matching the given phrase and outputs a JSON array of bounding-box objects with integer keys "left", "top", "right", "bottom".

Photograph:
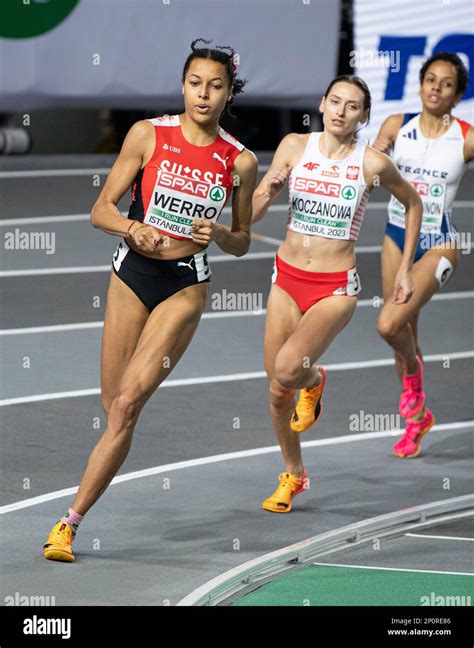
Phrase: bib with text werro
[
  {"left": 143, "top": 169, "right": 228, "bottom": 239},
  {"left": 388, "top": 180, "right": 446, "bottom": 234}
]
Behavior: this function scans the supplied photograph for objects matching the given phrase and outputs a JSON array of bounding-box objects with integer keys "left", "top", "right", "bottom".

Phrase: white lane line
[
  {"left": 0, "top": 310, "right": 265, "bottom": 336},
  {"left": 405, "top": 532, "right": 474, "bottom": 542},
  {"left": 251, "top": 233, "right": 473, "bottom": 254},
  {"left": 0, "top": 352, "right": 472, "bottom": 407},
  {"left": 0, "top": 252, "right": 278, "bottom": 277},
  {"left": 251, "top": 233, "right": 285, "bottom": 246},
  {"left": 1, "top": 291, "right": 473, "bottom": 336},
  {"left": 311, "top": 561, "right": 474, "bottom": 577},
  {"left": 0, "top": 164, "right": 271, "bottom": 179},
  {"left": 0, "top": 204, "right": 280, "bottom": 227},
  {"left": 1, "top": 420, "right": 472, "bottom": 515},
  {"left": 418, "top": 290, "right": 474, "bottom": 301},
  {"left": 2, "top": 200, "right": 473, "bottom": 227},
  {"left": 318, "top": 510, "right": 474, "bottom": 555},
  {"left": 252, "top": 233, "right": 473, "bottom": 253},
  {"left": 0, "top": 168, "right": 113, "bottom": 179},
  {"left": 355, "top": 245, "right": 380, "bottom": 253},
  {"left": 364, "top": 200, "right": 473, "bottom": 209},
  {"left": 208, "top": 251, "right": 274, "bottom": 263},
  {"left": 0, "top": 213, "right": 92, "bottom": 226},
  {"left": 3, "top": 237, "right": 474, "bottom": 275},
  {"left": 0, "top": 321, "right": 105, "bottom": 336},
  {"left": 0, "top": 265, "right": 112, "bottom": 277},
  {"left": 3, "top": 162, "right": 474, "bottom": 179}
]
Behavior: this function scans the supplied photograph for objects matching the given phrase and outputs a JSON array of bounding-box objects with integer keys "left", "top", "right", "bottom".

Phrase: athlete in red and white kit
[
  {"left": 43, "top": 39, "right": 257, "bottom": 561},
  {"left": 253, "top": 75, "right": 423, "bottom": 513}
]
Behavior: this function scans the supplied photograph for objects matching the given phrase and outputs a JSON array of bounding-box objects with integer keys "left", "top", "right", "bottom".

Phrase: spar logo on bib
[
  {"left": 342, "top": 186, "right": 356, "bottom": 200},
  {"left": 412, "top": 181, "right": 429, "bottom": 196},
  {"left": 293, "top": 177, "right": 340, "bottom": 197},
  {"left": 158, "top": 171, "right": 209, "bottom": 198},
  {"left": 210, "top": 186, "right": 225, "bottom": 202},
  {"left": 431, "top": 184, "right": 444, "bottom": 197}
]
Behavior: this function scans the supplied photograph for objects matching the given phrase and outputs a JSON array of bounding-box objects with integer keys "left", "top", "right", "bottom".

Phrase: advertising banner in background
[
  {"left": 354, "top": 0, "right": 473, "bottom": 143},
  {"left": 0, "top": 0, "right": 340, "bottom": 112}
]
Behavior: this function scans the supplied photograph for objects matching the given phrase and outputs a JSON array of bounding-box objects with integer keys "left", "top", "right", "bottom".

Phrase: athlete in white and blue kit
[{"left": 374, "top": 52, "right": 474, "bottom": 458}]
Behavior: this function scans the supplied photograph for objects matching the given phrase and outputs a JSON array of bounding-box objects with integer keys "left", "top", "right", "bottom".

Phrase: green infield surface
[{"left": 231, "top": 564, "right": 474, "bottom": 606}]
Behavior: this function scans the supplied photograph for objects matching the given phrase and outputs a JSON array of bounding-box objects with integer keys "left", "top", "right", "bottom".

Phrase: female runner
[
  {"left": 253, "top": 75, "right": 422, "bottom": 513},
  {"left": 43, "top": 39, "right": 257, "bottom": 561},
  {"left": 374, "top": 52, "right": 473, "bottom": 459}
]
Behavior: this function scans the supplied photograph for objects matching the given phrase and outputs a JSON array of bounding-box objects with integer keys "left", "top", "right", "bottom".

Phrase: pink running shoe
[
  {"left": 399, "top": 356, "right": 425, "bottom": 418},
  {"left": 393, "top": 407, "right": 435, "bottom": 458}
]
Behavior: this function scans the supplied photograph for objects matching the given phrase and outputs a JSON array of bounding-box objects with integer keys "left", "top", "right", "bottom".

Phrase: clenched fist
[
  {"left": 191, "top": 219, "right": 217, "bottom": 246},
  {"left": 264, "top": 166, "right": 290, "bottom": 198},
  {"left": 371, "top": 135, "right": 393, "bottom": 155},
  {"left": 128, "top": 222, "right": 164, "bottom": 253}
]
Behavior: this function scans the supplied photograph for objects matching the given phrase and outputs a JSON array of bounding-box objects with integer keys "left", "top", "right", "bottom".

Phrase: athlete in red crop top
[
  {"left": 43, "top": 39, "right": 258, "bottom": 562},
  {"left": 252, "top": 75, "right": 423, "bottom": 514}
]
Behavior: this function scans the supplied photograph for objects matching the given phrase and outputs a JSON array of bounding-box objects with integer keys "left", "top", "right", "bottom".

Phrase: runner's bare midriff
[
  {"left": 278, "top": 230, "right": 356, "bottom": 272},
  {"left": 128, "top": 234, "right": 206, "bottom": 260}
]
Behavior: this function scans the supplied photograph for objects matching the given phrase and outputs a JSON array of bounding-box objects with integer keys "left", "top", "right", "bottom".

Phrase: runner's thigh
[
  {"left": 100, "top": 270, "right": 150, "bottom": 416},
  {"left": 116, "top": 282, "right": 209, "bottom": 405},
  {"left": 378, "top": 246, "right": 459, "bottom": 331},
  {"left": 264, "top": 284, "right": 302, "bottom": 382},
  {"left": 276, "top": 294, "right": 357, "bottom": 375}
]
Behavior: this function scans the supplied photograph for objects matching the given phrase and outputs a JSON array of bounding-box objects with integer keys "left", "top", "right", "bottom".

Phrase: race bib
[
  {"left": 288, "top": 176, "right": 360, "bottom": 240},
  {"left": 346, "top": 267, "right": 361, "bottom": 296},
  {"left": 332, "top": 267, "right": 361, "bottom": 296},
  {"left": 388, "top": 180, "right": 446, "bottom": 234},
  {"left": 143, "top": 169, "right": 228, "bottom": 239},
  {"left": 271, "top": 258, "right": 278, "bottom": 284}
]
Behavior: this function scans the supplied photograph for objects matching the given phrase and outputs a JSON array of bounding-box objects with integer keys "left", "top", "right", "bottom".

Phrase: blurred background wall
[{"left": 0, "top": 0, "right": 472, "bottom": 155}]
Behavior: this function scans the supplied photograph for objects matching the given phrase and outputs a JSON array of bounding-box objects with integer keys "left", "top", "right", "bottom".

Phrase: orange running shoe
[
  {"left": 291, "top": 367, "right": 326, "bottom": 433},
  {"left": 43, "top": 521, "right": 75, "bottom": 562},
  {"left": 262, "top": 469, "right": 308, "bottom": 513}
]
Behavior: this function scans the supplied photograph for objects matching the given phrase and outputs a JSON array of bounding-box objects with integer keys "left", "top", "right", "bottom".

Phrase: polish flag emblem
[{"left": 347, "top": 165, "right": 359, "bottom": 180}]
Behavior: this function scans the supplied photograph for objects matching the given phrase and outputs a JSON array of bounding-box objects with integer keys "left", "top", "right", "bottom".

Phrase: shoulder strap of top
[
  {"left": 218, "top": 127, "right": 244, "bottom": 151},
  {"left": 401, "top": 112, "right": 419, "bottom": 127},
  {"left": 351, "top": 138, "right": 367, "bottom": 167},
  {"left": 454, "top": 116, "right": 471, "bottom": 139},
  {"left": 297, "top": 131, "right": 318, "bottom": 163},
  {"left": 147, "top": 115, "right": 180, "bottom": 127}
]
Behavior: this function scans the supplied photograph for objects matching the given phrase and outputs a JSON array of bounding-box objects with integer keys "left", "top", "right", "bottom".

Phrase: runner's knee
[
  {"left": 273, "top": 353, "right": 307, "bottom": 389},
  {"left": 269, "top": 379, "right": 295, "bottom": 408},
  {"left": 101, "top": 396, "right": 112, "bottom": 420},
  {"left": 377, "top": 313, "right": 403, "bottom": 342},
  {"left": 108, "top": 390, "right": 143, "bottom": 431}
]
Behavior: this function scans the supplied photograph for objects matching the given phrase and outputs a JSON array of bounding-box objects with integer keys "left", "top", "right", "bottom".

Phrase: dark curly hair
[
  {"left": 419, "top": 51, "right": 469, "bottom": 97},
  {"left": 182, "top": 38, "right": 247, "bottom": 119}
]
